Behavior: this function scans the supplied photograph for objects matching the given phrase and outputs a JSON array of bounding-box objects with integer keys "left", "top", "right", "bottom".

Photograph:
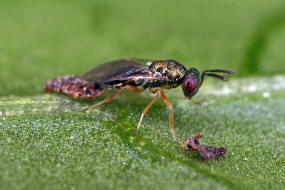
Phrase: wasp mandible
[{"left": 44, "top": 58, "right": 234, "bottom": 143}]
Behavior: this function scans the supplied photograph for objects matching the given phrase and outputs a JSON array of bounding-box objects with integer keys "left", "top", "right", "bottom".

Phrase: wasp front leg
[
  {"left": 136, "top": 89, "right": 160, "bottom": 135},
  {"left": 136, "top": 88, "right": 179, "bottom": 144},
  {"left": 160, "top": 89, "right": 178, "bottom": 144}
]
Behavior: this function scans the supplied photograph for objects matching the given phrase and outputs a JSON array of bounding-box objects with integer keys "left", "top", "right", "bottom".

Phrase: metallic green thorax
[{"left": 143, "top": 59, "right": 187, "bottom": 89}]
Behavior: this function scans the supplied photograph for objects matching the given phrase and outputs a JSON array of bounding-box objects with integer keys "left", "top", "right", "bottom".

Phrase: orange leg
[
  {"left": 136, "top": 89, "right": 160, "bottom": 135},
  {"left": 123, "top": 85, "right": 145, "bottom": 93},
  {"left": 84, "top": 88, "right": 124, "bottom": 111},
  {"left": 160, "top": 89, "right": 178, "bottom": 144},
  {"left": 85, "top": 86, "right": 144, "bottom": 111}
]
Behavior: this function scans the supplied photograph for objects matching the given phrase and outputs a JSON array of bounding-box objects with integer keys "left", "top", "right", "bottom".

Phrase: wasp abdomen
[{"left": 44, "top": 76, "right": 104, "bottom": 99}]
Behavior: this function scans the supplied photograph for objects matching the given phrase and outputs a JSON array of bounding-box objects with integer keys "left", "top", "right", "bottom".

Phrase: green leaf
[
  {"left": 1, "top": 77, "right": 285, "bottom": 189},
  {"left": 1, "top": 0, "right": 285, "bottom": 189}
]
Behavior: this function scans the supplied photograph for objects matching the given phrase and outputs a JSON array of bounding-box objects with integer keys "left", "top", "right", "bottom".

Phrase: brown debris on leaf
[
  {"left": 44, "top": 75, "right": 105, "bottom": 99},
  {"left": 182, "top": 133, "right": 227, "bottom": 161}
]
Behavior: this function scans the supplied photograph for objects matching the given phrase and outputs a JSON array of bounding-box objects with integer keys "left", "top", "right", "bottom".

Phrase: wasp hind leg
[
  {"left": 84, "top": 88, "right": 123, "bottom": 111},
  {"left": 84, "top": 86, "right": 144, "bottom": 112}
]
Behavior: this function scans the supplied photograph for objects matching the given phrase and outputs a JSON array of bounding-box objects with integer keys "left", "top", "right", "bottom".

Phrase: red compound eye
[{"left": 184, "top": 78, "right": 196, "bottom": 94}]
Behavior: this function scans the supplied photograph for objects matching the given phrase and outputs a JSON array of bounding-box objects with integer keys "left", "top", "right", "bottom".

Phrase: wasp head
[
  {"left": 182, "top": 68, "right": 234, "bottom": 99},
  {"left": 182, "top": 68, "right": 201, "bottom": 99}
]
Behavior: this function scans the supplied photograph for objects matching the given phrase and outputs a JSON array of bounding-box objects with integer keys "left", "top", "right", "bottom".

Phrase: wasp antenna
[
  {"left": 203, "top": 69, "right": 235, "bottom": 74},
  {"left": 204, "top": 73, "right": 228, "bottom": 81}
]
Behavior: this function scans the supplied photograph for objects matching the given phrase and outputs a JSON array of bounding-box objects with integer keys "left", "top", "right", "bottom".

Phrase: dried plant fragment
[{"left": 182, "top": 133, "right": 227, "bottom": 161}]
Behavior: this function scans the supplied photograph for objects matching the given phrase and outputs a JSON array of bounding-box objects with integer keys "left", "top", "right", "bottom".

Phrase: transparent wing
[{"left": 83, "top": 58, "right": 155, "bottom": 85}]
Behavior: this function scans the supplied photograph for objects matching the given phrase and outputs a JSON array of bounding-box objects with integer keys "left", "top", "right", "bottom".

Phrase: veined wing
[{"left": 84, "top": 58, "right": 158, "bottom": 85}]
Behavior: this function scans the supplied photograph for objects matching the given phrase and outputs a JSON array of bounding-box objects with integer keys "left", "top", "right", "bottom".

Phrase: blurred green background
[
  {"left": 1, "top": 1, "right": 285, "bottom": 190},
  {"left": 1, "top": 0, "right": 285, "bottom": 95}
]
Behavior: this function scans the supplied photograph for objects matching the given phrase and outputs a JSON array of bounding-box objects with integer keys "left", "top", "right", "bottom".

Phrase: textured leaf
[
  {"left": 1, "top": 77, "right": 285, "bottom": 189},
  {"left": 1, "top": 0, "right": 285, "bottom": 189}
]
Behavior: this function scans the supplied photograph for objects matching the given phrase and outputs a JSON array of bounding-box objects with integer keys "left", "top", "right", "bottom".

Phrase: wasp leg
[
  {"left": 123, "top": 85, "right": 145, "bottom": 93},
  {"left": 84, "top": 88, "right": 124, "bottom": 111},
  {"left": 160, "top": 89, "right": 178, "bottom": 144},
  {"left": 84, "top": 86, "right": 144, "bottom": 111},
  {"left": 136, "top": 89, "right": 160, "bottom": 135}
]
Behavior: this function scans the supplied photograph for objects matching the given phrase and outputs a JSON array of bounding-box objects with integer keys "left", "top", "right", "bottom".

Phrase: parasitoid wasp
[{"left": 44, "top": 58, "right": 234, "bottom": 144}]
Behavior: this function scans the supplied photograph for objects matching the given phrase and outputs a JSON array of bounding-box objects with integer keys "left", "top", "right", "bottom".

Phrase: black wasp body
[
  {"left": 45, "top": 58, "right": 234, "bottom": 144},
  {"left": 84, "top": 58, "right": 188, "bottom": 90}
]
